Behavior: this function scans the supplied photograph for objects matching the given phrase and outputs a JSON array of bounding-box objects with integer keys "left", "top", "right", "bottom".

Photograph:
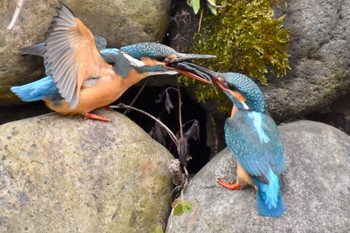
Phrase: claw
[
  {"left": 84, "top": 113, "right": 111, "bottom": 122},
  {"left": 218, "top": 178, "right": 241, "bottom": 190}
]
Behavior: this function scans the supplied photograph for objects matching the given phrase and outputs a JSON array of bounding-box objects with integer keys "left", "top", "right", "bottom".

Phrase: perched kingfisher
[
  {"left": 11, "top": 2, "right": 213, "bottom": 122},
  {"left": 170, "top": 62, "right": 286, "bottom": 217}
]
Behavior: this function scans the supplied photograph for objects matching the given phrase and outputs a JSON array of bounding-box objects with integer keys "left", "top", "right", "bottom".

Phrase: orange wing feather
[{"left": 44, "top": 3, "right": 111, "bottom": 108}]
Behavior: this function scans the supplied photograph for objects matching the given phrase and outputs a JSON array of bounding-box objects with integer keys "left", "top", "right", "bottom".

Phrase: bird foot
[
  {"left": 217, "top": 179, "right": 241, "bottom": 190},
  {"left": 84, "top": 113, "right": 111, "bottom": 122}
]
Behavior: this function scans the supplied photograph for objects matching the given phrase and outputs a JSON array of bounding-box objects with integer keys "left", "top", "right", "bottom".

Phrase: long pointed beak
[
  {"left": 166, "top": 61, "right": 216, "bottom": 85},
  {"left": 167, "top": 61, "right": 223, "bottom": 85},
  {"left": 173, "top": 53, "right": 216, "bottom": 62},
  {"left": 170, "top": 62, "right": 250, "bottom": 111}
]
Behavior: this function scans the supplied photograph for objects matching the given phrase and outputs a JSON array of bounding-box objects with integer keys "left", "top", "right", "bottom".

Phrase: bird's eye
[
  {"left": 227, "top": 83, "right": 237, "bottom": 91},
  {"left": 90, "top": 76, "right": 100, "bottom": 80}
]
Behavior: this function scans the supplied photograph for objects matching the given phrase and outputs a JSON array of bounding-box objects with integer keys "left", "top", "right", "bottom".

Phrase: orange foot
[
  {"left": 84, "top": 113, "right": 111, "bottom": 122},
  {"left": 218, "top": 179, "right": 241, "bottom": 190}
]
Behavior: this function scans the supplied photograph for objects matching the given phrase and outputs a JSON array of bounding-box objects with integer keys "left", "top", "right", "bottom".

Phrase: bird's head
[
  {"left": 120, "top": 42, "right": 215, "bottom": 84},
  {"left": 168, "top": 62, "right": 265, "bottom": 112}
]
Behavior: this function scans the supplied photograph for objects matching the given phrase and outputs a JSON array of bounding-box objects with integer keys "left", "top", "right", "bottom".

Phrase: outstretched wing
[
  {"left": 224, "top": 111, "right": 285, "bottom": 178},
  {"left": 20, "top": 35, "right": 107, "bottom": 58},
  {"left": 44, "top": 2, "right": 109, "bottom": 108}
]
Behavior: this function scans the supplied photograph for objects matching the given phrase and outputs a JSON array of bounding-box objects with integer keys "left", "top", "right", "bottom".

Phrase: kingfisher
[
  {"left": 170, "top": 62, "right": 286, "bottom": 217},
  {"left": 11, "top": 2, "right": 213, "bottom": 122}
]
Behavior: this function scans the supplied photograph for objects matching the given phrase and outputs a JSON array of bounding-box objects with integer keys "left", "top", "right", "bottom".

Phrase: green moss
[{"left": 181, "top": 0, "right": 290, "bottom": 113}]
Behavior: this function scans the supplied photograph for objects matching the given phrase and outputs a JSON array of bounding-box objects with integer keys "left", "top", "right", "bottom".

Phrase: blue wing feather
[
  {"left": 224, "top": 111, "right": 285, "bottom": 217},
  {"left": 224, "top": 111, "right": 285, "bottom": 177}
]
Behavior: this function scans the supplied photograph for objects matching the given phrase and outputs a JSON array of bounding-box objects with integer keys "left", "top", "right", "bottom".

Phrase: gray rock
[
  {"left": 0, "top": 109, "right": 173, "bottom": 233},
  {"left": 263, "top": 0, "right": 350, "bottom": 121},
  {"left": 174, "top": 0, "right": 350, "bottom": 125},
  {"left": 0, "top": 0, "right": 170, "bottom": 106},
  {"left": 166, "top": 120, "right": 350, "bottom": 233},
  {"left": 305, "top": 91, "right": 350, "bottom": 135}
]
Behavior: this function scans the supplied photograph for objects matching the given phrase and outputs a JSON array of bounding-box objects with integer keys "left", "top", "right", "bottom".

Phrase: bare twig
[
  {"left": 7, "top": 0, "right": 25, "bottom": 30},
  {"left": 180, "top": 165, "right": 189, "bottom": 200},
  {"left": 123, "top": 79, "right": 149, "bottom": 115},
  {"left": 198, "top": 8, "right": 204, "bottom": 33},
  {"left": 110, "top": 103, "right": 178, "bottom": 145},
  {"left": 176, "top": 82, "right": 184, "bottom": 139}
]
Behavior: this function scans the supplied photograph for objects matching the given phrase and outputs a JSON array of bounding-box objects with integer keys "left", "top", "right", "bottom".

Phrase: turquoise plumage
[
  {"left": 12, "top": 42, "right": 213, "bottom": 105},
  {"left": 11, "top": 2, "right": 213, "bottom": 122},
  {"left": 221, "top": 72, "right": 285, "bottom": 217},
  {"left": 169, "top": 62, "right": 286, "bottom": 217},
  {"left": 224, "top": 107, "right": 285, "bottom": 217}
]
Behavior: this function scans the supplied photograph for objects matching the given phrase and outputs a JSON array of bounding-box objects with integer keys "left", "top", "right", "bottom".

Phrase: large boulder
[
  {"left": 0, "top": 0, "right": 170, "bottom": 106},
  {"left": 166, "top": 120, "right": 350, "bottom": 233},
  {"left": 0, "top": 109, "right": 173, "bottom": 233},
  {"left": 263, "top": 0, "right": 350, "bottom": 121},
  {"left": 168, "top": 0, "right": 350, "bottom": 123}
]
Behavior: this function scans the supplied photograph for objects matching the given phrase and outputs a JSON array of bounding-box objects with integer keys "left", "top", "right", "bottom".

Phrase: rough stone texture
[
  {"left": 166, "top": 120, "right": 350, "bottom": 233},
  {"left": 0, "top": 109, "right": 173, "bottom": 233},
  {"left": 0, "top": 0, "right": 170, "bottom": 106},
  {"left": 263, "top": 0, "right": 350, "bottom": 121},
  {"left": 306, "top": 91, "right": 350, "bottom": 135},
  {"left": 168, "top": 0, "right": 350, "bottom": 124}
]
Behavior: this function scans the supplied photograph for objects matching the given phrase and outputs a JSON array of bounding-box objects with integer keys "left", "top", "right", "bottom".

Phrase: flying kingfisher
[
  {"left": 11, "top": 2, "right": 213, "bottom": 122},
  {"left": 170, "top": 62, "right": 286, "bottom": 217}
]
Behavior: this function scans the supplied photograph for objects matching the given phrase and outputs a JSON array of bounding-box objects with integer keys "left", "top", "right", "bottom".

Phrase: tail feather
[
  {"left": 11, "top": 76, "right": 58, "bottom": 102},
  {"left": 257, "top": 189, "right": 285, "bottom": 217},
  {"left": 253, "top": 169, "right": 285, "bottom": 217}
]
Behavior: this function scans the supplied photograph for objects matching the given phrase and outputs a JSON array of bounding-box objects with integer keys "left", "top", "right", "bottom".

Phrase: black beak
[
  {"left": 167, "top": 61, "right": 221, "bottom": 85},
  {"left": 172, "top": 53, "right": 216, "bottom": 62}
]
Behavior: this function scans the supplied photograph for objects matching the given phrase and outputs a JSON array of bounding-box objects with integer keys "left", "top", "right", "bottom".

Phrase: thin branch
[
  {"left": 123, "top": 79, "right": 149, "bottom": 115},
  {"left": 177, "top": 81, "right": 184, "bottom": 139},
  {"left": 7, "top": 0, "right": 25, "bottom": 30},
  {"left": 110, "top": 103, "right": 178, "bottom": 145},
  {"left": 180, "top": 165, "right": 189, "bottom": 200},
  {"left": 198, "top": 8, "right": 204, "bottom": 33},
  {"left": 165, "top": 87, "right": 178, "bottom": 93}
]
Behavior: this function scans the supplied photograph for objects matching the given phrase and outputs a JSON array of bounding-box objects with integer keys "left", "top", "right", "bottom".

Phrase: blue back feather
[
  {"left": 225, "top": 112, "right": 285, "bottom": 177},
  {"left": 225, "top": 114, "right": 285, "bottom": 217},
  {"left": 222, "top": 72, "right": 285, "bottom": 217}
]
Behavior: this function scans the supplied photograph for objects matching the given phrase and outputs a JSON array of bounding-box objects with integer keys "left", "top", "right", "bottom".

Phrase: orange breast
[
  {"left": 44, "top": 69, "right": 144, "bottom": 116},
  {"left": 237, "top": 162, "right": 256, "bottom": 189}
]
